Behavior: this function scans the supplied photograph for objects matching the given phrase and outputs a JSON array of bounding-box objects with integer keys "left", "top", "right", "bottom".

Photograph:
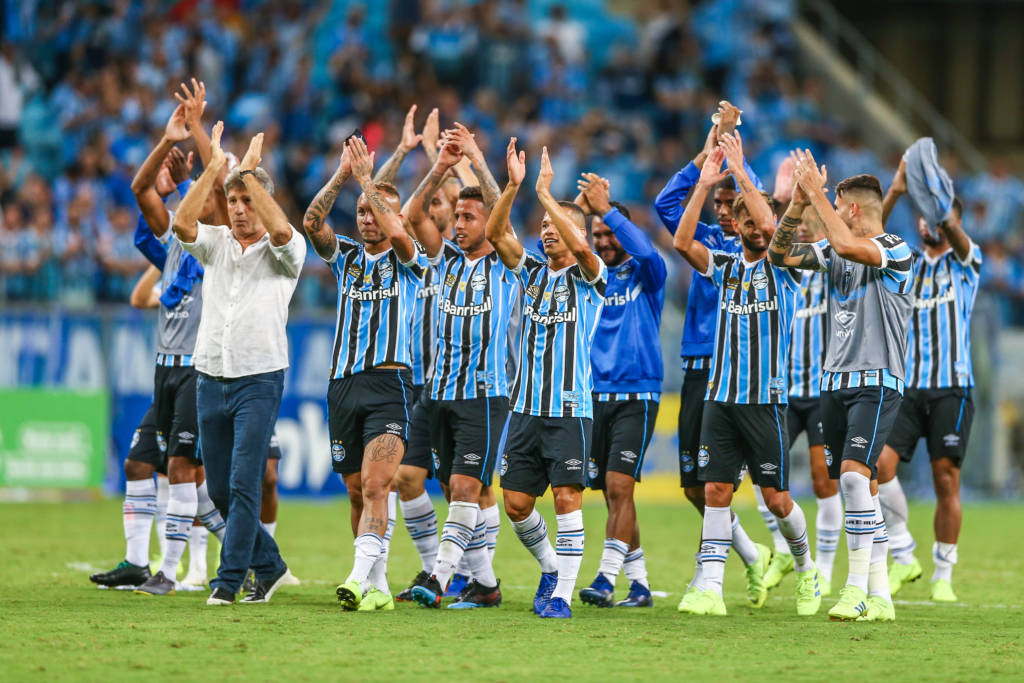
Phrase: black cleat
[
  {"left": 134, "top": 570, "right": 176, "bottom": 596},
  {"left": 241, "top": 569, "right": 256, "bottom": 595},
  {"left": 240, "top": 566, "right": 289, "bottom": 604},
  {"left": 206, "top": 587, "right": 235, "bottom": 606},
  {"left": 396, "top": 570, "right": 431, "bottom": 602},
  {"left": 410, "top": 575, "right": 444, "bottom": 608},
  {"left": 448, "top": 579, "right": 502, "bottom": 609},
  {"left": 90, "top": 560, "right": 151, "bottom": 589}
]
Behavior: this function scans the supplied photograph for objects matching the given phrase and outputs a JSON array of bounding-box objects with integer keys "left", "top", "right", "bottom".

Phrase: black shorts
[
  {"left": 127, "top": 403, "right": 167, "bottom": 475},
  {"left": 678, "top": 368, "right": 710, "bottom": 487},
  {"left": 589, "top": 397, "right": 658, "bottom": 489},
  {"left": 787, "top": 395, "right": 824, "bottom": 447},
  {"left": 500, "top": 413, "right": 591, "bottom": 496},
  {"left": 820, "top": 386, "right": 903, "bottom": 479},
  {"left": 328, "top": 369, "right": 414, "bottom": 475},
  {"left": 401, "top": 385, "right": 435, "bottom": 476},
  {"left": 268, "top": 432, "right": 281, "bottom": 460},
  {"left": 698, "top": 401, "right": 791, "bottom": 491},
  {"left": 886, "top": 388, "right": 974, "bottom": 467},
  {"left": 431, "top": 396, "right": 510, "bottom": 486},
  {"left": 153, "top": 365, "right": 200, "bottom": 462}
]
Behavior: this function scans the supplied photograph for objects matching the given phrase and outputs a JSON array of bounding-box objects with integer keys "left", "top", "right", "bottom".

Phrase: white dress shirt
[{"left": 180, "top": 222, "right": 306, "bottom": 378}]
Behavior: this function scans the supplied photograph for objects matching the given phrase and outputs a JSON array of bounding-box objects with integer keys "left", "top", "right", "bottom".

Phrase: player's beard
[{"left": 740, "top": 233, "right": 768, "bottom": 255}]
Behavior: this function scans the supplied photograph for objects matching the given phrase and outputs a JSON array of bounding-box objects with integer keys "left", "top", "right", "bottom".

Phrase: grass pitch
[{"left": 2, "top": 496, "right": 1022, "bottom": 681}]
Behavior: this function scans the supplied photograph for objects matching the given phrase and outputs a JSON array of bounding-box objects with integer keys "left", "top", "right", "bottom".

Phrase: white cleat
[
  {"left": 180, "top": 570, "right": 208, "bottom": 590},
  {"left": 280, "top": 568, "right": 301, "bottom": 586}
]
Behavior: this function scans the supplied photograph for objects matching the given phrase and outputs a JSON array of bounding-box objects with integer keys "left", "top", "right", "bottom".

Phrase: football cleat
[
  {"left": 930, "top": 578, "right": 957, "bottom": 603},
  {"left": 180, "top": 568, "right": 208, "bottom": 590},
  {"left": 411, "top": 575, "right": 444, "bottom": 609},
  {"left": 682, "top": 589, "right": 726, "bottom": 616},
  {"left": 828, "top": 585, "right": 867, "bottom": 621},
  {"left": 396, "top": 570, "right": 431, "bottom": 602},
  {"left": 538, "top": 596, "right": 572, "bottom": 618},
  {"left": 818, "top": 571, "right": 832, "bottom": 598},
  {"left": 134, "top": 570, "right": 176, "bottom": 596},
  {"left": 533, "top": 572, "right": 558, "bottom": 614},
  {"left": 448, "top": 580, "right": 502, "bottom": 609},
  {"left": 795, "top": 567, "right": 822, "bottom": 616},
  {"left": 888, "top": 557, "right": 923, "bottom": 595},
  {"left": 763, "top": 551, "right": 793, "bottom": 590},
  {"left": 857, "top": 595, "right": 896, "bottom": 622},
  {"left": 745, "top": 543, "right": 772, "bottom": 607},
  {"left": 677, "top": 584, "right": 700, "bottom": 612},
  {"left": 240, "top": 566, "right": 289, "bottom": 604},
  {"left": 280, "top": 568, "right": 301, "bottom": 586},
  {"left": 90, "top": 560, "right": 151, "bottom": 589},
  {"left": 579, "top": 574, "right": 615, "bottom": 607},
  {"left": 336, "top": 579, "right": 364, "bottom": 611},
  {"left": 615, "top": 580, "right": 653, "bottom": 607},
  {"left": 444, "top": 573, "right": 470, "bottom": 598},
  {"left": 206, "top": 586, "right": 235, "bottom": 606},
  {"left": 241, "top": 569, "right": 256, "bottom": 595},
  {"left": 357, "top": 588, "right": 395, "bottom": 611}
]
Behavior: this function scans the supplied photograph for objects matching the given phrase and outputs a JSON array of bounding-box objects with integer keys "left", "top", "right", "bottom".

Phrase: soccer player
[
  {"left": 876, "top": 162, "right": 980, "bottom": 603},
  {"left": 770, "top": 149, "right": 915, "bottom": 622},
  {"left": 653, "top": 103, "right": 770, "bottom": 609},
  {"left": 402, "top": 127, "right": 514, "bottom": 610},
  {"left": 486, "top": 140, "right": 606, "bottom": 619},
  {"left": 301, "top": 135, "right": 427, "bottom": 612},
  {"left": 573, "top": 174, "right": 665, "bottom": 608},
  {"left": 673, "top": 139, "right": 821, "bottom": 617}
]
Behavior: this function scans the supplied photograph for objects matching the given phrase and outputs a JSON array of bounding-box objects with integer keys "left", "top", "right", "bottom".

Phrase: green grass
[{"left": 2, "top": 498, "right": 1022, "bottom": 681}]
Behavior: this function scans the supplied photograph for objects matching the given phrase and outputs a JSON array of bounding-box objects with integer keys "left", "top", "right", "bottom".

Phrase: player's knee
[
  {"left": 263, "top": 465, "right": 278, "bottom": 491},
  {"left": 605, "top": 476, "right": 634, "bottom": 507},
  {"left": 449, "top": 478, "right": 481, "bottom": 504},
  {"left": 704, "top": 482, "right": 732, "bottom": 508},
  {"left": 396, "top": 466, "right": 426, "bottom": 499},
  {"left": 503, "top": 496, "right": 531, "bottom": 522},
  {"left": 876, "top": 447, "right": 899, "bottom": 483},
  {"left": 811, "top": 476, "right": 837, "bottom": 499},
  {"left": 361, "top": 477, "right": 390, "bottom": 502},
  {"left": 762, "top": 489, "right": 791, "bottom": 518},
  {"left": 124, "top": 459, "right": 152, "bottom": 481},
  {"left": 932, "top": 460, "right": 960, "bottom": 498},
  {"left": 683, "top": 485, "right": 705, "bottom": 509},
  {"left": 552, "top": 486, "right": 582, "bottom": 514}
]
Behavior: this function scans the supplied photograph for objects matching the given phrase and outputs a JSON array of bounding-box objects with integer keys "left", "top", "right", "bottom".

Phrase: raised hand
[
  {"left": 716, "top": 100, "right": 742, "bottom": 136},
  {"left": 506, "top": 137, "right": 526, "bottom": 186},
  {"left": 337, "top": 140, "right": 352, "bottom": 177},
  {"left": 577, "top": 172, "right": 612, "bottom": 215},
  {"left": 437, "top": 139, "right": 463, "bottom": 169},
  {"left": 347, "top": 136, "right": 375, "bottom": 183},
  {"left": 422, "top": 107, "right": 440, "bottom": 155},
  {"left": 444, "top": 122, "right": 483, "bottom": 162},
  {"left": 174, "top": 78, "right": 207, "bottom": 131},
  {"left": 890, "top": 158, "right": 907, "bottom": 195},
  {"left": 718, "top": 131, "right": 744, "bottom": 172},
  {"left": 792, "top": 149, "right": 827, "bottom": 195},
  {"left": 166, "top": 147, "right": 193, "bottom": 185},
  {"left": 536, "top": 146, "right": 554, "bottom": 196},
  {"left": 400, "top": 104, "right": 422, "bottom": 152},
  {"left": 155, "top": 164, "right": 177, "bottom": 197},
  {"left": 164, "top": 104, "right": 190, "bottom": 143},
  {"left": 209, "top": 121, "right": 226, "bottom": 170},
  {"left": 239, "top": 132, "right": 263, "bottom": 172},
  {"left": 773, "top": 156, "right": 796, "bottom": 203},
  {"left": 697, "top": 147, "right": 731, "bottom": 188}
]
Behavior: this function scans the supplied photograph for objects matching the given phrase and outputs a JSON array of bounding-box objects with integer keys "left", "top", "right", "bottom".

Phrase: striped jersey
[
  {"left": 905, "top": 242, "right": 982, "bottom": 389},
  {"left": 810, "top": 234, "right": 915, "bottom": 393},
  {"left": 511, "top": 251, "right": 606, "bottom": 418},
  {"left": 326, "top": 235, "right": 428, "bottom": 379},
  {"left": 702, "top": 252, "right": 800, "bottom": 404},
  {"left": 788, "top": 262, "right": 828, "bottom": 399},
  {"left": 410, "top": 242, "right": 459, "bottom": 386},
  {"left": 428, "top": 244, "right": 520, "bottom": 400}
]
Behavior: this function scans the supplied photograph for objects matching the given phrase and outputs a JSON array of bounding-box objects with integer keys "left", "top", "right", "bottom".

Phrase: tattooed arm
[
  {"left": 374, "top": 104, "right": 421, "bottom": 185},
  {"left": 767, "top": 200, "right": 824, "bottom": 270},
  {"left": 348, "top": 137, "right": 416, "bottom": 263},
  {"left": 302, "top": 145, "right": 351, "bottom": 260},
  {"left": 444, "top": 122, "right": 500, "bottom": 209},
  {"left": 406, "top": 141, "right": 462, "bottom": 258}
]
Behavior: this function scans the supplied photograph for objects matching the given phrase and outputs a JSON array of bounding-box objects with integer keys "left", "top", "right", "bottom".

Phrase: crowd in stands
[{"left": 2, "top": 0, "right": 1024, "bottom": 323}]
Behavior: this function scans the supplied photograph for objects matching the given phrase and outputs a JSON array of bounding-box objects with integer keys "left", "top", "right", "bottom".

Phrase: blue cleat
[
  {"left": 539, "top": 597, "right": 572, "bottom": 618},
  {"left": 444, "top": 573, "right": 470, "bottom": 599},
  {"left": 410, "top": 575, "right": 443, "bottom": 609},
  {"left": 614, "top": 580, "right": 653, "bottom": 607},
  {"left": 533, "top": 572, "right": 558, "bottom": 614},
  {"left": 579, "top": 574, "right": 615, "bottom": 607}
]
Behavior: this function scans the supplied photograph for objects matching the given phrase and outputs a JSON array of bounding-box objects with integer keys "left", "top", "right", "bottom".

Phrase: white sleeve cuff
[
  {"left": 585, "top": 259, "right": 606, "bottom": 286},
  {"left": 871, "top": 237, "right": 888, "bottom": 269},
  {"left": 512, "top": 249, "right": 528, "bottom": 275}
]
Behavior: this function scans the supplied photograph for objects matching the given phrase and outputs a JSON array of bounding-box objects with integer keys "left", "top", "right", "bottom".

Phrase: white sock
[
  {"left": 598, "top": 538, "right": 629, "bottom": 585},
  {"left": 155, "top": 476, "right": 169, "bottom": 558},
  {"left": 482, "top": 504, "right": 500, "bottom": 562},
  {"left": 687, "top": 548, "right": 703, "bottom": 590},
  {"left": 463, "top": 508, "right": 497, "bottom": 588},
  {"left": 755, "top": 486, "right": 790, "bottom": 555},
  {"left": 551, "top": 510, "right": 584, "bottom": 603},
  {"left": 868, "top": 494, "right": 891, "bottom": 601},
  {"left": 433, "top": 501, "right": 478, "bottom": 587},
  {"left": 623, "top": 546, "right": 650, "bottom": 589},
  {"left": 815, "top": 493, "right": 842, "bottom": 584},
  {"left": 776, "top": 502, "right": 813, "bottom": 572},
  {"left": 454, "top": 552, "right": 472, "bottom": 578},
  {"left": 347, "top": 533, "right": 384, "bottom": 589},
  {"left": 879, "top": 478, "right": 916, "bottom": 564},
  {"left": 262, "top": 521, "right": 277, "bottom": 538},
  {"left": 160, "top": 483, "right": 198, "bottom": 579},
  {"left": 368, "top": 493, "right": 397, "bottom": 593},
  {"left": 698, "top": 506, "right": 732, "bottom": 595},
  {"left": 399, "top": 492, "right": 439, "bottom": 573},
  {"left": 188, "top": 525, "right": 208, "bottom": 578},
  {"left": 196, "top": 481, "right": 226, "bottom": 542},
  {"left": 932, "top": 541, "right": 957, "bottom": 583},
  {"left": 730, "top": 512, "right": 760, "bottom": 566},
  {"left": 840, "top": 471, "right": 874, "bottom": 592},
  {"left": 511, "top": 509, "right": 558, "bottom": 574},
  {"left": 123, "top": 479, "right": 157, "bottom": 567}
]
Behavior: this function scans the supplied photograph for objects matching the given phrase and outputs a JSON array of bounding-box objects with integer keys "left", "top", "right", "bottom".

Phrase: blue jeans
[{"left": 197, "top": 370, "right": 286, "bottom": 592}]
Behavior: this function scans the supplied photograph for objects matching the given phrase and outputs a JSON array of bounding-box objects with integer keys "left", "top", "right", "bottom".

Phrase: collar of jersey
[{"left": 922, "top": 247, "right": 953, "bottom": 266}]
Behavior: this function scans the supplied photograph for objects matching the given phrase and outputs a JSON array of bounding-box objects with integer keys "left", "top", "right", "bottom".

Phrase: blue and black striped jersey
[
  {"left": 702, "top": 252, "right": 801, "bottom": 404},
  {"left": 906, "top": 243, "right": 982, "bottom": 389},
  {"left": 410, "top": 242, "right": 459, "bottom": 386},
  {"left": 789, "top": 264, "right": 828, "bottom": 399},
  {"left": 428, "top": 244, "right": 520, "bottom": 401},
  {"left": 327, "top": 235, "right": 428, "bottom": 379},
  {"left": 510, "top": 251, "right": 606, "bottom": 418}
]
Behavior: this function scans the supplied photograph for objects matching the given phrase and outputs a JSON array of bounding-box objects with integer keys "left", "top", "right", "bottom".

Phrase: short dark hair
[
  {"left": 835, "top": 174, "right": 883, "bottom": 202},
  {"left": 714, "top": 178, "right": 737, "bottom": 194},
  {"left": 732, "top": 191, "right": 773, "bottom": 219},
  {"left": 557, "top": 200, "right": 586, "bottom": 230},
  {"left": 374, "top": 181, "right": 401, "bottom": 202},
  {"left": 609, "top": 200, "right": 631, "bottom": 221},
  {"left": 458, "top": 185, "right": 484, "bottom": 202},
  {"left": 951, "top": 196, "right": 963, "bottom": 219}
]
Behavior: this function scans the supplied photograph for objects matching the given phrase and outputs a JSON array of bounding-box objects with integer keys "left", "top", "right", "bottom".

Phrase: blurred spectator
[
  {"left": 965, "top": 159, "right": 1024, "bottom": 247},
  {"left": 95, "top": 205, "right": 146, "bottom": 302}
]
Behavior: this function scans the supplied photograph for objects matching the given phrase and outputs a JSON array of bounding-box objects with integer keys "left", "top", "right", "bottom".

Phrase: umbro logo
[
  {"left": 620, "top": 450, "right": 637, "bottom": 462},
  {"left": 386, "top": 423, "right": 402, "bottom": 431},
  {"left": 463, "top": 453, "right": 481, "bottom": 462},
  {"left": 760, "top": 463, "right": 778, "bottom": 472},
  {"left": 850, "top": 436, "right": 868, "bottom": 449},
  {"left": 565, "top": 458, "right": 582, "bottom": 471},
  {"left": 565, "top": 459, "right": 582, "bottom": 466}
]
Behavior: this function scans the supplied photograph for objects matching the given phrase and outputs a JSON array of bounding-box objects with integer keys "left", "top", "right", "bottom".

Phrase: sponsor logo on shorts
[
  {"left": 680, "top": 451, "right": 695, "bottom": 473},
  {"left": 824, "top": 445, "right": 833, "bottom": 466},
  {"left": 943, "top": 433, "right": 960, "bottom": 448},
  {"left": 697, "top": 446, "right": 710, "bottom": 468},
  {"left": 850, "top": 436, "right": 868, "bottom": 449},
  {"left": 620, "top": 450, "right": 637, "bottom": 463},
  {"left": 331, "top": 441, "right": 345, "bottom": 463},
  {"left": 463, "top": 453, "right": 481, "bottom": 463},
  {"left": 760, "top": 462, "right": 778, "bottom": 474},
  {"left": 130, "top": 430, "right": 141, "bottom": 449},
  {"left": 156, "top": 433, "right": 167, "bottom": 453},
  {"left": 565, "top": 458, "right": 583, "bottom": 471},
  {"left": 177, "top": 431, "right": 195, "bottom": 445},
  {"left": 588, "top": 459, "right": 598, "bottom": 481},
  {"left": 385, "top": 422, "right": 403, "bottom": 435},
  {"left": 500, "top": 455, "right": 509, "bottom": 476},
  {"left": 432, "top": 448, "right": 441, "bottom": 472}
]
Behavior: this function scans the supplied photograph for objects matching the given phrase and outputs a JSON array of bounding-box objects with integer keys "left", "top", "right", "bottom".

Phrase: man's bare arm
[
  {"left": 882, "top": 159, "right": 907, "bottom": 226},
  {"left": 486, "top": 138, "right": 527, "bottom": 269},
  {"left": 768, "top": 200, "right": 823, "bottom": 270},
  {"left": 129, "top": 265, "right": 162, "bottom": 309},
  {"left": 535, "top": 146, "right": 601, "bottom": 281},
  {"left": 720, "top": 131, "right": 774, "bottom": 232},
  {"left": 375, "top": 104, "right": 421, "bottom": 185},
  {"left": 406, "top": 143, "right": 461, "bottom": 258},
  {"left": 445, "top": 123, "right": 500, "bottom": 209},
  {"left": 173, "top": 121, "right": 227, "bottom": 244},
  {"left": 349, "top": 137, "right": 416, "bottom": 263},
  {"left": 302, "top": 154, "right": 351, "bottom": 260},
  {"left": 236, "top": 133, "right": 292, "bottom": 246}
]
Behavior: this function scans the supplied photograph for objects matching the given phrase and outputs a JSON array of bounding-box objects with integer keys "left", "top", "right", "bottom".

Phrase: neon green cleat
[
  {"left": 357, "top": 588, "right": 395, "bottom": 611},
  {"left": 930, "top": 579, "right": 957, "bottom": 603},
  {"left": 888, "top": 557, "right": 922, "bottom": 594},
  {"left": 828, "top": 585, "right": 867, "bottom": 621},
  {"left": 681, "top": 589, "right": 726, "bottom": 616},
  {"left": 745, "top": 543, "right": 772, "bottom": 608},
  {"left": 857, "top": 595, "right": 896, "bottom": 622},
  {"left": 763, "top": 551, "right": 794, "bottom": 590},
  {"left": 335, "top": 579, "right": 363, "bottom": 611},
  {"left": 795, "top": 567, "right": 822, "bottom": 616},
  {"left": 677, "top": 584, "right": 700, "bottom": 612}
]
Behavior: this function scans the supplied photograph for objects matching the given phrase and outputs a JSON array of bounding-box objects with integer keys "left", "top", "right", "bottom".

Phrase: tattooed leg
[{"left": 358, "top": 434, "right": 405, "bottom": 537}]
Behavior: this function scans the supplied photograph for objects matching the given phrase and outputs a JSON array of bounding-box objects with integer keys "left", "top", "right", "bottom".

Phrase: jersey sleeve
[
  {"left": 512, "top": 249, "right": 546, "bottom": 288},
  {"left": 701, "top": 250, "right": 734, "bottom": 287},
  {"left": 954, "top": 240, "right": 983, "bottom": 279},
  {"left": 324, "top": 234, "right": 361, "bottom": 264},
  {"left": 399, "top": 248, "right": 429, "bottom": 281},
  {"left": 653, "top": 162, "right": 701, "bottom": 233},
  {"left": 178, "top": 221, "right": 226, "bottom": 265},
  {"left": 871, "top": 233, "right": 914, "bottom": 292},
  {"left": 602, "top": 208, "right": 667, "bottom": 290}
]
